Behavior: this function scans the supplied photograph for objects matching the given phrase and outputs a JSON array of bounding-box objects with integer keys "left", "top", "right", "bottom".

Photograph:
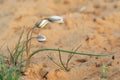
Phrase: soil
[{"left": 0, "top": 0, "right": 120, "bottom": 80}]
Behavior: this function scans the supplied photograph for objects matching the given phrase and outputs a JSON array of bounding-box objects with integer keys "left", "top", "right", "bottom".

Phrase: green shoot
[{"left": 100, "top": 64, "right": 108, "bottom": 79}]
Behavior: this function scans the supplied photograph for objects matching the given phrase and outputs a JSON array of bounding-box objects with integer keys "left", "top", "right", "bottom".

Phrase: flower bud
[
  {"left": 37, "top": 35, "right": 46, "bottom": 42},
  {"left": 47, "top": 16, "right": 64, "bottom": 23},
  {"left": 34, "top": 19, "right": 49, "bottom": 28}
]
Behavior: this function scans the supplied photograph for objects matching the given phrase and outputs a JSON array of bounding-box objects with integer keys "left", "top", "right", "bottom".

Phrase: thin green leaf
[
  {"left": 47, "top": 55, "right": 64, "bottom": 70},
  {"left": 66, "top": 44, "right": 81, "bottom": 68},
  {"left": 58, "top": 48, "right": 68, "bottom": 71},
  {"left": 14, "top": 44, "right": 25, "bottom": 65},
  {"left": 0, "top": 74, "right": 3, "bottom": 80},
  {"left": 7, "top": 46, "right": 14, "bottom": 64},
  {"left": 13, "top": 31, "right": 24, "bottom": 57},
  {"left": 29, "top": 48, "right": 114, "bottom": 59}
]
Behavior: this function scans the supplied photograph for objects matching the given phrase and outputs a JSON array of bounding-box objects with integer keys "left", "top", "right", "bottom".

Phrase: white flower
[
  {"left": 34, "top": 19, "right": 49, "bottom": 28},
  {"left": 47, "top": 16, "right": 64, "bottom": 23},
  {"left": 37, "top": 35, "right": 46, "bottom": 42}
]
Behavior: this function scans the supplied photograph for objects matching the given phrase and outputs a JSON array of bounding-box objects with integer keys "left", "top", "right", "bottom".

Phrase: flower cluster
[
  {"left": 34, "top": 16, "right": 64, "bottom": 41},
  {"left": 34, "top": 16, "right": 64, "bottom": 28}
]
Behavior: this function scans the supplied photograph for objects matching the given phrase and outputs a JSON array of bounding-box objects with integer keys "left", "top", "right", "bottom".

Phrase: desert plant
[
  {"left": 0, "top": 55, "right": 22, "bottom": 80},
  {"left": 100, "top": 64, "right": 107, "bottom": 79},
  {"left": 47, "top": 44, "right": 81, "bottom": 71},
  {"left": 0, "top": 31, "right": 25, "bottom": 80},
  {"left": 17, "top": 15, "right": 114, "bottom": 73},
  {"left": 26, "top": 16, "right": 64, "bottom": 57},
  {"left": 7, "top": 31, "right": 25, "bottom": 67},
  {"left": 24, "top": 15, "right": 114, "bottom": 70},
  {"left": 48, "top": 48, "right": 69, "bottom": 71},
  {"left": 65, "top": 44, "right": 82, "bottom": 70},
  {"left": 0, "top": 15, "right": 114, "bottom": 80},
  {"left": 25, "top": 16, "right": 64, "bottom": 69},
  {"left": 28, "top": 48, "right": 113, "bottom": 72}
]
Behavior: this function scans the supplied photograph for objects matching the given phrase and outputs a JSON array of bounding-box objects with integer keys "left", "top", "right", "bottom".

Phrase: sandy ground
[{"left": 0, "top": 0, "right": 120, "bottom": 80}]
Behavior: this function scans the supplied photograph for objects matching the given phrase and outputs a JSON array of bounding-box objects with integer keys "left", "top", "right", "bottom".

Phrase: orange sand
[{"left": 0, "top": 0, "right": 120, "bottom": 80}]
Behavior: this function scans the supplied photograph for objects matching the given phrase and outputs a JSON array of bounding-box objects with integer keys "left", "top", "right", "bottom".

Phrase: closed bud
[
  {"left": 47, "top": 16, "right": 64, "bottom": 23},
  {"left": 34, "top": 19, "right": 49, "bottom": 28},
  {"left": 37, "top": 35, "right": 46, "bottom": 42}
]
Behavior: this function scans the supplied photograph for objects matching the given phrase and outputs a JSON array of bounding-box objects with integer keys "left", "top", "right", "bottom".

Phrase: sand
[{"left": 0, "top": 0, "right": 120, "bottom": 80}]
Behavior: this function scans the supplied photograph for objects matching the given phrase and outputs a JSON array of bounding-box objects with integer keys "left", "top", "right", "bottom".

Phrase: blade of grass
[
  {"left": 58, "top": 48, "right": 68, "bottom": 71},
  {"left": 47, "top": 55, "right": 65, "bottom": 70},
  {"left": 7, "top": 46, "right": 14, "bottom": 65},
  {"left": 0, "top": 55, "right": 7, "bottom": 80},
  {"left": 13, "top": 31, "right": 24, "bottom": 65},
  {"left": 66, "top": 44, "right": 82, "bottom": 68},
  {"left": 100, "top": 64, "right": 107, "bottom": 79},
  {"left": 26, "top": 27, "right": 35, "bottom": 56},
  {"left": 14, "top": 44, "right": 25, "bottom": 66},
  {"left": 17, "top": 45, "right": 25, "bottom": 72},
  {"left": 13, "top": 31, "right": 24, "bottom": 57}
]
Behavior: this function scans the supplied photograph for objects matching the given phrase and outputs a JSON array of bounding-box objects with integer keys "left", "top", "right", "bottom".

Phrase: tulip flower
[
  {"left": 36, "top": 35, "right": 46, "bottom": 42},
  {"left": 34, "top": 19, "right": 49, "bottom": 28},
  {"left": 47, "top": 16, "right": 64, "bottom": 23}
]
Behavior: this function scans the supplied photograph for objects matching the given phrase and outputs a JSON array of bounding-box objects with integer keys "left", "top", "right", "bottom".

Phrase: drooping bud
[
  {"left": 36, "top": 35, "right": 46, "bottom": 42},
  {"left": 47, "top": 16, "right": 64, "bottom": 23},
  {"left": 34, "top": 19, "right": 49, "bottom": 28}
]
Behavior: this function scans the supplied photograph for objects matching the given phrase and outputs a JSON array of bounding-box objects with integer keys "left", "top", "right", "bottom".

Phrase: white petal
[
  {"left": 47, "top": 16, "right": 64, "bottom": 23},
  {"left": 37, "top": 35, "right": 46, "bottom": 42},
  {"left": 35, "top": 19, "right": 49, "bottom": 28}
]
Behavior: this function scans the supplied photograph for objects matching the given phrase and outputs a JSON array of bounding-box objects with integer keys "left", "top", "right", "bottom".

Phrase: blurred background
[{"left": 0, "top": 0, "right": 120, "bottom": 80}]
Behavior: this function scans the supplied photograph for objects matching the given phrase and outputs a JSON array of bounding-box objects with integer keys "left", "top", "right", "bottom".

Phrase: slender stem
[
  {"left": 26, "top": 27, "right": 35, "bottom": 56},
  {"left": 66, "top": 44, "right": 81, "bottom": 68},
  {"left": 29, "top": 48, "right": 114, "bottom": 59},
  {"left": 47, "top": 55, "right": 64, "bottom": 70},
  {"left": 58, "top": 48, "right": 68, "bottom": 71},
  {"left": 25, "top": 27, "right": 35, "bottom": 71},
  {"left": 26, "top": 36, "right": 37, "bottom": 54},
  {"left": 25, "top": 37, "right": 36, "bottom": 71},
  {"left": 28, "top": 27, "right": 35, "bottom": 55},
  {"left": 25, "top": 48, "right": 113, "bottom": 71},
  {"left": 26, "top": 37, "right": 37, "bottom": 43}
]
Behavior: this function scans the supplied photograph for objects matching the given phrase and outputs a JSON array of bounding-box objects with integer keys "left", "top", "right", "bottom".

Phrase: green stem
[
  {"left": 25, "top": 27, "right": 35, "bottom": 71},
  {"left": 58, "top": 49, "right": 68, "bottom": 71},
  {"left": 26, "top": 27, "right": 35, "bottom": 56},
  {"left": 28, "top": 48, "right": 114, "bottom": 60},
  {"left": 47, "top": 55, "right": 65, "bottom": 70},
  {"left": 66, "top": 44, "right": 81, "bottom": 69},
  {"left": 25, "top": 48, "right": 114, "bottom": 71}
]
